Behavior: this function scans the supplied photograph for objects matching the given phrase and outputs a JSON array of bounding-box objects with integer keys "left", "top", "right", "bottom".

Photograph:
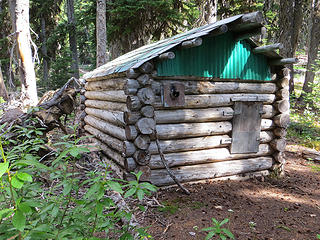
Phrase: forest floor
[{"left": 141, "top": 144, "right": 320, "bottom": 240}]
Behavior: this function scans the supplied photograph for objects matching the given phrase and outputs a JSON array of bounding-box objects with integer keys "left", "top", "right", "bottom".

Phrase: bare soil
[{"left": 142, "top": 146, "right": 320, "bottom": 240}]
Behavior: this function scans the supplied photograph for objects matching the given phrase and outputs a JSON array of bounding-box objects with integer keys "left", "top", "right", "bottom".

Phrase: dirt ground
[{"left": 142, "top": 146, "right": 320, "bottom": 240}]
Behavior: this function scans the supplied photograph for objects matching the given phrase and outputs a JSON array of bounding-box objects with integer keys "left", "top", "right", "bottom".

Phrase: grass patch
[{"left": 157, "top": 200, "right": 180, "bottom": 215}]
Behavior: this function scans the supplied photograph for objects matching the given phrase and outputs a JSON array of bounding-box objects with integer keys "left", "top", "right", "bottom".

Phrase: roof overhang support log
[
  {"left": 253, "top": 43, "right": 283, "bottom": 54},
  {"left": 158, "top": 52, "right": 175, "bottom": 61},
  {"left": 209, "top": 24, "right": 228, "bottom": 37},
  {"left": 269, "top": 58, "right": 298, "bottom": 66},
  {"left": 234, "top": 27, "right": 266, "bottom": 41},
  {"left": 181, "top": 37, "right": 202, "bottom": 49},
  {"left": 229, "top": 11, "right": 264, "bottom": 32}
]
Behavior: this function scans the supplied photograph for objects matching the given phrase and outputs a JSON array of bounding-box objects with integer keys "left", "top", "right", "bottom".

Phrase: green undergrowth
[{"left": 0, "top": 120, "right": 157, "bottom": 239}]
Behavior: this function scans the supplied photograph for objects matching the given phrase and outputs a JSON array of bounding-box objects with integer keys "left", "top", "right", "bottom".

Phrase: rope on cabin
[{"left": 154, "top": 130, "right": 190, "bottom": 195}]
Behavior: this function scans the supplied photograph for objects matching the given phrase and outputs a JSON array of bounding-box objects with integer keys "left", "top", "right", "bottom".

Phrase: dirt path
[{"left": 142, "top": 148, "right": 320, "bottom": 240}]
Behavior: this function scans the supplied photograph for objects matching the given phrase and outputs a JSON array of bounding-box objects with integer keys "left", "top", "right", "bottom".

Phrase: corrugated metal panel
[
  {"left": 156, "top": 32, "right": 271, "bottom": 81},
  {"left": 83, "top": 15, "right": 246, "bottom": 80}
]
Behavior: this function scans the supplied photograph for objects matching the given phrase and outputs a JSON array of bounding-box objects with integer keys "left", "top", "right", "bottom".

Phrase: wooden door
[{"left": 231, "top": 101, "right": 262, "bottom": 154}]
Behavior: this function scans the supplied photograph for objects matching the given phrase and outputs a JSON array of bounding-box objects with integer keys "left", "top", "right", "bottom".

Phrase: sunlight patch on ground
[{"left": 239, "top": 188, "right": 320, "bottom": 207}]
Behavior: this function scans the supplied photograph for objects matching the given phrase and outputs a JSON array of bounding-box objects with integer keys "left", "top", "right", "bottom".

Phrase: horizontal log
[
  {"left": 125, "top": 125, "right": 138, "bottom": 140},
  {"left": 252, "top": 43, "right": 283, "bottom": 54},
  {"left": 141, "top": 105, "right": 154, "bottom": 118},
  {"left": 84, "top": 124, "right": 123, "bottom": 153},
  {"left": 101, "top": 154, "right": 125, "bottom": 178},
  {"left": 181, "top": 37, "right": 202, "bottom": 48},
  {"left": 276, "top": 88, "right": 289, "bottom": 99},
  {"left": 274, "top": 113, "right": 290, "bottom": 128},
  {"left": 262, "top": 105, "right": 277, "bottom": 118},
  {"left": 209, "top": 24, "right": 228, "bottom": 37},
  {"left": 158, "top": 52, "right": 175, "bottom": 61},
  {"left": 183, "top": 170, "right": 270, "bottom": 185},
  {"left": 149, "top": 143, "right": 272, "bottom": 169},
  {"left": 85, "top": 99, "right": 127, "bottom": 111},
  {"left": 235, "top": 27, "right": 266, "bottom": 41},
  {"left": 274, "top": 99, "right": 290, "bottom": 113},
  {"left": 154, "top": 93, "right": 275, "bottom": 109},
  {"left": 123, "top": 141, "right": 136, "bottom": 157},
  {"left": 124, "top": 79, "right": 140, "bottom": 95},
  {"left": 273, "top": 151, "right": 285, "bottom": 164},
  {"left": 124, "top": 111, "right": 141, "bottom": 124},
  {"left": 269, "top": 58, "right": 298, "bottom": 66},
  {"left": 84, "top": 72, "right": 125, "bottom": 82},
  {"left": 273, "top": 128, "right": 287, "bottom": 138},
  {"left": 134, "top": 135, "right": 151, "bottom": 150},
  {"left": 260, "top": 131, "right": 274, "bottom": 143},
  {"left": 155, "top": 107, "right": 233, "bottom": 124},
  {"left": 153, "top": 75, "right": 275, "bottom": 83},
  {"left": 230, "top": 11, "right": 264, "bottom": 32},
  {"left": 137, "top": 88, "right": 155, "bottom": 105},
  {"left": 270, "top": 139, "right": 286, "bottom": 151},
  {"left": 139, "top": 62, "right": 154, "bottom": 74},
  {"left": 85, "top": 78, "right": 126, "bottom": 90},
  {"left": 148, "top": 135, "right": 231, "bottom": 154},
  {"left": 156, "top": 121, "right": 232, "bottom": 139},
  {"left": 94, "top": 139, "right": 125, "bottom": 168},
  {"left": 85, "top": 108, "right": 125, "bottom": 127},
  {"left": 277, "top": 77, "right": 289, "bottom": 88},
  {"left": 137, "top": 74, "right": 151, "bottom": 85},
  {"left": 85, "top": 90, "right": 126, "bottom": 102},
  {"left": 153, "top": 80, "right": 277, "bottom": 95},
  {"left": 148, "top": 105, "right": 276, "bottom": 121},
  {"left": 84, "top": 115, "right": 126, "bottom": 140},
  {"left": 127, "top": 96, "right": 142, "bottom": 111},
  {"left": 133, "top": 150, "right": 151, "bottom": 166},
  {"left": 148, "top": 131, "right": 272, "bottom": 155},
  {"left": 150, "top": 156, "right": 273, "bottom": 186},
  {"left": 136, "top": 118, "right": 156, "bottom": 135},
  {"left": 126, "top": 68, "right": 140, "bottom": 79},
  {"left": 261, "top": 119, "right": 275, "bottom": 130},
  {"left": 280, "top": 68, "right": 290, "bottom": 78},
  {"left": 125, "top": 158, "right": 137, "bottom": 172}
]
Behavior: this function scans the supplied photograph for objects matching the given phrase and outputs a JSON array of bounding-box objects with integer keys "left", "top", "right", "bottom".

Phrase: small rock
[
  {"left": 215, "top": 205, "right": 223, "bottom": 210},
  {"left": 310, "top": 214, "right": 316, "bottom": 217},
  {"left": 189, "top": 232, "right": 196, "bottom": 236}
]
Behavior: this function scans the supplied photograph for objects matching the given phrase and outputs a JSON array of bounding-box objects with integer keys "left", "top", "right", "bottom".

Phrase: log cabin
[{"left": 82, "top": 12, "right": 295, "bottom": 186}]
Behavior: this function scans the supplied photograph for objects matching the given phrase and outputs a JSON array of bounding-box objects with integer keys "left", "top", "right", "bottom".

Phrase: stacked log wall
[
  {"left": 83, "top": 75, "right": 127, "bottom": 174},
  {"left": 83, "top": 62, "right": 288, "bottom": 186},
  {"left": 270, "top": 67, "right": 290, "bottom": 175},
  {"left": 142, "top": 72, "right": 279, "bottom": 185}
]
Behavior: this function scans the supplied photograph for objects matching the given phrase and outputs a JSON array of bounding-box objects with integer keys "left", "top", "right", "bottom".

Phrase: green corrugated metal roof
[
  {"left": 83, "top": 12, "right": 281, "bottom": 80},
  {"left": 156, "top": 32, "right": 271, "bottom": 80}
]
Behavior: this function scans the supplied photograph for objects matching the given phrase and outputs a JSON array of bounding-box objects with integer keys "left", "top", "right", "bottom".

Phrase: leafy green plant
[
  {"left": 0, "top": 123, "right": 156, "bottom": 239},
  {"left": 317, "top": 233, "right": 320, "bottom": 239},
  {"left": 201, "top": 218, "right": 234, "bottom": 240}
]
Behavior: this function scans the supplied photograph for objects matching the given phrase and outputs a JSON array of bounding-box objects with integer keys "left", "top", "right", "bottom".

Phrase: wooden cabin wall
[
  {"left": 83, "top": 61, "right": 290, "bottom": 186},
  {"left": 121, "top": 60, "right": 290, "bottom": 186},
  {"left": 83, "top": 74, "right": 127, "bottom": 174}
]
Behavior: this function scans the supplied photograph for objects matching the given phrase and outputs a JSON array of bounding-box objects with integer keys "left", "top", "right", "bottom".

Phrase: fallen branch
[{"left": 154, "top": 131, "right": 190, "bottom": 195}]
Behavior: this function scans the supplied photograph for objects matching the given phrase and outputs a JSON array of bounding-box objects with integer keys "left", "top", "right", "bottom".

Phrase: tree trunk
[
  {"left": 14, "top": 0, "right": 38, "bottom": 106},
  {"left": 40, "top": 16, "right": 49, "bottom": 90},
  {"left": 0, "top": 63, "right": 8, "bottom": 101},
  {"left": 96, "top": 0, "right": 108, "bottom": 67},
  {"left": 67, "top": 0, "right": 80, "bottom": 79},
  {"left": 299, "top": 1, "right": 320, "bottom": 100},
  {"left": 278, "top": 0, "right": 304, "bottom": 94}
]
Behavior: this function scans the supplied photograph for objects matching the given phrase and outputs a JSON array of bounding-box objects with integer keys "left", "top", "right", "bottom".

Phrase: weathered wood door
[{"left": 231, "top": 101, "right": 262, "bottom": 154}]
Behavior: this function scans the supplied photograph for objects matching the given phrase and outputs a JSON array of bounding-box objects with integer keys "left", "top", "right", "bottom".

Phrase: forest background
[
  {"left": 0, "top": 0, "right": 319, "bottom": 145},
  {"left": 0, "top": 1, "right": 320, "bottom": 239}
]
